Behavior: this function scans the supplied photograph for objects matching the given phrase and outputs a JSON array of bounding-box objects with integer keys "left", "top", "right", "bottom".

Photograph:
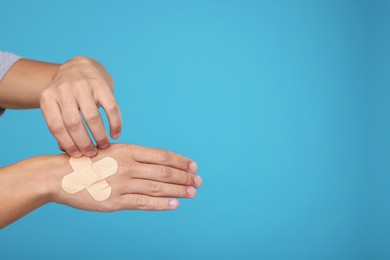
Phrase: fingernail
[
  {"left": 189, "top": 161, "right": 198, "bottom": 172},
  {"left": 168, "top": 199, "right": 179, "bottom": 209},
  {"left": 194, "top": 175, "right": 202, "bottom": 187},
  {"left": 187, "top": 186, "right": 197, "bottom": 197},
  {"left": 86, "top": 149, "right": 97, "bottom": 157},
  {"left": 99, "top": 143, "right": 110, "bottom": 149},
  {"left": 72, "top": 151, "right": 82, "bottom": 158},
  {"left": 112, "top": 133, "right": 120, "bottom": 139}
]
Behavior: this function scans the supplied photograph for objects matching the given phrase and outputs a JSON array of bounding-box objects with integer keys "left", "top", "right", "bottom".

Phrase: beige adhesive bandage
[{"left": 62, "top": 156, "right": 118, "bottom": 201}]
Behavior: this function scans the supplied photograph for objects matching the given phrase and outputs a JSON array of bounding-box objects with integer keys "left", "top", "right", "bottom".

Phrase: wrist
[{"left": 22, "top": 154, "right": 70, "bottom": 204}]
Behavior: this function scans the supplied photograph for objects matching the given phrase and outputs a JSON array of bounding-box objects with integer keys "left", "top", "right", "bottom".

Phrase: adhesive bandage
[{"left": 62, "top": 156, "right": 118, "bottom": 201}]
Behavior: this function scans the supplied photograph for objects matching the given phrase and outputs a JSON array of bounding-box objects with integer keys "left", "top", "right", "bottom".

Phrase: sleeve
[{"left": 0, "top": 51, "right": 22, "bottom": 116}]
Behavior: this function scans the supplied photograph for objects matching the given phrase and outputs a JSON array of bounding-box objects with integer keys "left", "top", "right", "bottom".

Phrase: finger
[
  {"left": 130, "top": 146, "right": 198, "bottom": 173},
  {"left": 131, "top": 163, "right": 202, "bottom": 187},
  {"left": 58, "top": 143, "right": 65, "bottom": 152},
  {"left": 58, "top": 94, "right": 97, "bottom": 157},
  {"left": 77, "top": 90, "right": 110, "bottom": 149},
  {"left": 122, "top": 179, "right": 196, "bottom": 198},
  {"left": 40, "top": 92, "right": 82, "bottom": 157},
  {"left": 95, "top": 90, "right": 122, "bottom": 139},
  {"left": 120, "top": 194, "right": 179, "bottom": 211}
]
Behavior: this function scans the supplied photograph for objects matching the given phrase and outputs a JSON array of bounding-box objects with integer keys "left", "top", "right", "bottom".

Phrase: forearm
[
  {"left": 0, "top": 155, "right": 65, "bottom": 229},
  {"left": 0, "top": 59, "right": 59, "bottom": 109}
]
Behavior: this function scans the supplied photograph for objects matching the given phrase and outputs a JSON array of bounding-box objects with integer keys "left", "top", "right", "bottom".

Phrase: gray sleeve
[
  {"left": 0, "top": 51, "right": 21, "bottom": 81},
  {"left": 0, "top": 51, "right": 22, "bottom": 116}
]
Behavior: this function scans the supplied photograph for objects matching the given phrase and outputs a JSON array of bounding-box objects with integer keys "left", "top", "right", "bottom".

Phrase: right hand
[
  {"left": 48, "top": 144, "right": 202, "bottom": 211},
  {"left": 40, "top": 56, "right": 122, "bottom": 158}
]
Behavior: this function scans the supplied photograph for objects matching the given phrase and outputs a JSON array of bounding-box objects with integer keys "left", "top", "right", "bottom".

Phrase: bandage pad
[{"left": 62, "top": 157, "right": 118, "bottom": 201}]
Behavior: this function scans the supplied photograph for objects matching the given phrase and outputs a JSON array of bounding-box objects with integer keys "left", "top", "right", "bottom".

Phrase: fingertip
[
  {"left": 85, "top": 148, "right": 98, "bottom": 158},
  {"left": 194, "top": 175, "right": 202, "bottom": 188},
  {"left": 110, "top": 125, "right": 121, "bottom": 139},
  {"left": 72, "top": 151, "right": 83, "bottom": 158},
  {"left": 168, "top": 199, "right": 179, "bottom": 209},
  {"left": 98, "top": 142, "right": 111, "bottom": 149},
  {"left": 187, "top": 186, "right": 197, "bottom": 198},
  {"left": 111, "top": 132, "right": 120, "bottom": 139},
  {"left": 189, "top": 161, "right": 198, "bottom": 172},
  {"left": 96, "top": 137, "right": 111, "bottom": 150}
]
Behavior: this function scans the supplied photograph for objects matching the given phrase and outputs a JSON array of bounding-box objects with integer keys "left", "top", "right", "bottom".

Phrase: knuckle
[
  {"left": 124, "top": 144, "right": 135, "bottom": 151},
  {"left": 72, "top": 56, "right": 91, "bottom": 63},
  {"left": 73, "top": 79, "right": 89, "bottom": 88},
  {"left": 157, "top": 167, "right": 171, "bottom": 179},
  {"left": 57, "top": 83, "right": 70, "bottom": 93},
  {"left": 120, "top": 144, "right": 135, "bottom": 158},
  {"left": 39, "top": 89, "right": 53, "bottom": 104},
  {"left": 49, "top": 120, "right": 64, "bottom": 134},
  {"left": 106, "top": 102, "right": 119, "bottom": 114},
  {"left": 121, "top": 159, "right": 134, "bottom": 170},
  {"left": 135, "top": 195, "right": 148, "bottom": 208},
  {"left": 153, "top": 199, "right": 166, "bottom": 210},
  {"left": 89, "top": 77, "right": 104, "bottom": 87},
  {"left": 65, "top": 115, "right": 81, "bottom": 130},
  {"left": 84, "top": 112, "right": 100, "bottom": 123},
  {"left": 148, "top": 181, "right": 161, "bottom": 193},
  {"left": 156, "top": 148, "right": 169, "bottom": 162},
  {"left": 155, "top": 199, "right": 165, "bottom": 210}
]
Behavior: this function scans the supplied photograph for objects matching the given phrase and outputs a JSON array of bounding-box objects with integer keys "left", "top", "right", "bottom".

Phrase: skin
[
  {"left": 0, "top": 144, "right": 202, "bottom": 229},
  {"left": 0, "top": 56, "right": 122, "bottom": 157},
  {"left": 0, "top": 55, "right": 201, "bottom": 229}
]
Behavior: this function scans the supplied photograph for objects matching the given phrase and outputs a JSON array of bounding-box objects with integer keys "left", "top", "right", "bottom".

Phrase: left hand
[{"left": 49, "top": 144, "right": 201, "bottom": 212}]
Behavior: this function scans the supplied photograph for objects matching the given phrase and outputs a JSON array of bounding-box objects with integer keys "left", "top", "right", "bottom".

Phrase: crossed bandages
[{"left": 62, "top": 156, "right": 118, "bottom": 201}]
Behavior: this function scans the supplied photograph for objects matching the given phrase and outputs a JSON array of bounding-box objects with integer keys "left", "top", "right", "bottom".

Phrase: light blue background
[{"left": 1, "top": 1, "right": 389, "bottom": 259}]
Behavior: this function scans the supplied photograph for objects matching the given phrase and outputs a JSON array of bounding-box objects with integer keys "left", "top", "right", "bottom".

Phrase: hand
[
  {"left": 0, "top": 144, "right": 201, "bottom": 228},
  {"left": 39, "top": 56, "right": 122, "bottom": 158},
  {"left": 49, "top": 144, "right": 202, "bottom": 211}
]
